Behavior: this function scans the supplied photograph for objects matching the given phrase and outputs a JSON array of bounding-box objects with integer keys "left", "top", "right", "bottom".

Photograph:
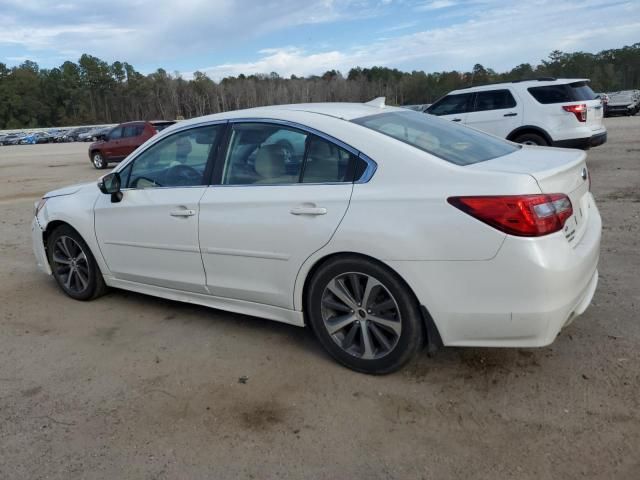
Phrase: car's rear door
[
  {"left": 198, "top": 121, "right": 357, "bottom": 309},
  {"left": 465, "top": 89, "right": 522, "bottom": 138},
  {"left": 94, "top": 124, "right": 224, "bottom": 292}
]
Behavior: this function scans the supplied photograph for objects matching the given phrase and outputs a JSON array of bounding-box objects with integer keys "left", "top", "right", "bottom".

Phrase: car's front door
[
  {"left": 465, "top": 89, "right": 522, "bottom": 138},
  {"left": 103, "top": 126, "right": 123, "bottom": 160},
  {"left": 94, "top": 124, "right": 224, "bottom": 293},
  {"left": 120, "top": 123, "right": 146, "bottom": 158},
  {"left": 198, "top": 122, "right": 357, "bottom": 309}
]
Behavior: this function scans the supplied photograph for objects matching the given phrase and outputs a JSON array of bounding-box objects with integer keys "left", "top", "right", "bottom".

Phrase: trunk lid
[{"left": 469, "top": 146, "right": 591, "bottom": 244}]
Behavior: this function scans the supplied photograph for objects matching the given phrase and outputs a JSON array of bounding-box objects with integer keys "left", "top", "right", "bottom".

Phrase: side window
[
  {"left": 109, "top": 127, "right": 122, "bottom": 140},
  {"left": 474, "top": 89, "right": 517, "bottom": 111},
  {"left": 122, "top": 124, "right": 144, "bottom": 138},
  {"left": 426, "top": 93, "right": 472, "bottom": 116},
  {"left": 302, "top": 136, "right": 355, "bottom": 183},
  {"left": 221, "top": 123, "right": 308, "bottom": 185},
  {"left": 126, "top": 125, "right": 222, "bottom": 189}
]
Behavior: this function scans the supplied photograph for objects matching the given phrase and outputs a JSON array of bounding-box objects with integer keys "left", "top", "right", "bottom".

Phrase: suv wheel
[
  {"left": 513, "top": 133, "right": 548, "bottom": 146},
  {"left": 91, "top": 151, "right": 108, "bottom": 169},
  {"left": 306, "top": 256, "right": 424, "bottom": 374}
]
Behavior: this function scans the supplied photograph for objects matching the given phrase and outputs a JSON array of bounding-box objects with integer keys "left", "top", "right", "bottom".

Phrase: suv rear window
[
  {"left": 528, "top": 81, "right": 597, "bottom": 104},
  {"left": 352, "top": 110, "right": 519, "bottom": 166}
]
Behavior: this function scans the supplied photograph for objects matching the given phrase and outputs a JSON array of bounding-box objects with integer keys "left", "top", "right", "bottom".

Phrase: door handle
[
  {"left": 170, "top": 208, "right": 196, "bottom": 217},
  {"left": 503, "top": 112, "right": 518, "bottom": 117},
  {"left": 290, "top": 206, "right": 327, "bottom": 216},
  {"left": 452, "top": 118, "right": 462, "bottom": 122}
]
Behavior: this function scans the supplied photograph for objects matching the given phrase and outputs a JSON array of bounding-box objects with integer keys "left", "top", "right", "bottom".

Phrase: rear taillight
[
  {"left": 562, "top": 103, "right": 587, "bottom": 122},
  {"left": 448, "top": 194, "right": 573, "bottom": 237}
]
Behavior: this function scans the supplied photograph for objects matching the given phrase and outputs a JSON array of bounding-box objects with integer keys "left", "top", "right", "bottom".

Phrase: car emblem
[{"left": 581, "top": 168, "right": 588, "bottom": 181}]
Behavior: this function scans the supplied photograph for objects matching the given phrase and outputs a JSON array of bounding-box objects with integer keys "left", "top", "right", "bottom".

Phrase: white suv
[{"left": 425, "top": 78, "right": 607, "bottom": 149}]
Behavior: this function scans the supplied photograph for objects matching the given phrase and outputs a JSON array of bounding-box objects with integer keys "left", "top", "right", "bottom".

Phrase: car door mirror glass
[{"left": 98, "top": 172, "right": 121, "bottom": 194}]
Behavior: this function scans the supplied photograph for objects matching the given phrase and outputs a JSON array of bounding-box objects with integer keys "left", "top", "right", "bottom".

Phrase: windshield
[{"left": 352, "top": 110, "right": 519, "bottom": 166}]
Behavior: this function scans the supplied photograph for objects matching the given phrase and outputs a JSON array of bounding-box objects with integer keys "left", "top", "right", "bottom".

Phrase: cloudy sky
[{"left": 0, "top": 0, "right": 639, "bottom": 79}]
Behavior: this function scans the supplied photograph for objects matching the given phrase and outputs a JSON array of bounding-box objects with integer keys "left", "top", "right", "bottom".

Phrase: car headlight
[{"left": 34, "top": 197, "right": 48, "bottom": 216}]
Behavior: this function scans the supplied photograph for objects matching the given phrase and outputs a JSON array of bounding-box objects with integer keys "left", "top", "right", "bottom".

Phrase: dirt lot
[{"left": 1, "top": 120, "right": 639, "bottom": 480}]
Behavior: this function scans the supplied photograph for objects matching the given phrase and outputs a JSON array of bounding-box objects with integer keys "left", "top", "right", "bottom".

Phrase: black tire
[
  {"left": 306, "top": 255, "right": 425, "bottom": 374},
  {"left": 91, "top": 151, "right": 108, "bottom": 169},
  {"left": 47, "top": 225, "right": 108, "bottom": 301},
  {"left": 513, "top": 133, "right": 549, "bottom": 146}
]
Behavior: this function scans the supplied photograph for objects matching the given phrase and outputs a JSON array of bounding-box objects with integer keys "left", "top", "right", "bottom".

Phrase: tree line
[{"left": 1, "top": 43, "right": 639, "bottom": 129}]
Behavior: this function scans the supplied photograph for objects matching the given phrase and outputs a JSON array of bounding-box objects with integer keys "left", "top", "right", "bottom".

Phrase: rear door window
[
  {"left": 473, "top": 89, "right": 517, "bottom": 111},
  {"left": 302, "top": 136, "right": 354, "bottom": 183},
  {"left": 221, "top": 124, "right": 308, "bottom": 185},
  {"left": 426, "top": 93, "right": 472, "bottom": 116}
]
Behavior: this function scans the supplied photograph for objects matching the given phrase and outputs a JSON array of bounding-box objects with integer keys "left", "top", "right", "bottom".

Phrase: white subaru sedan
[{"left": 31, "top": 101, "right": 601, "bottom": 374}]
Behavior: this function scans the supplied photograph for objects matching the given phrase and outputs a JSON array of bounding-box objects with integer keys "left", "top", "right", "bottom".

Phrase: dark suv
[{"left": 88, "top": 120, "right": 175, "bottom": 169}]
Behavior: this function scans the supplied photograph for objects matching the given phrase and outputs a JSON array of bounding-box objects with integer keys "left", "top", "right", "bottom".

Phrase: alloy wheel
[
  {"left": 51, "top": 235, "right": 90, "bottom": 294},
  {"left": 93, "top": 153, "right": 103, "bottom": 168},
  {"left": 321, "top": 272, "right": 402, "bottom": 360}
]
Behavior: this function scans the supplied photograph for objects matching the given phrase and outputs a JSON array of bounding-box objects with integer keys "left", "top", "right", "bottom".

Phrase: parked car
[
  {"left": 32, "top": 101, "right": 601, "bottom": 374},
  {"left": 51, "top": 129, "right": 70, "bottom": 142},
  {"left": 64, "top": 127, "right": 92, "bottom": 142},
  {"left": 88, "top": 120, "right": 176, "bottom": 169},
  {"left": 78, "top": 127, "right": 111, "bottom": 142},
  {"left": 402, "top": 104, "right": 431, "bottom": 111},
  {"left": 425, "top": 78, "right": 607, "bottom": 149},
  {"left": 2, "top": 133, "right": 26, "bottom": 145},
  {"left": 606, "top": 91, "right": 639, "bottom": 116}
]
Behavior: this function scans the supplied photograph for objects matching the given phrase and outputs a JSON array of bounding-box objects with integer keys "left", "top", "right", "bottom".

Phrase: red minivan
[{"left": 88, "top": 120, "right": 175, "bottom": 169}]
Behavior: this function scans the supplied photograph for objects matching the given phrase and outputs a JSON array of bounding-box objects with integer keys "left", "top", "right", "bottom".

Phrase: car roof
[
  {"left": 449, "top": 78, "right": 590, "bottom": 94},
  {"left": 173, "top": 102, "right": 405, "bottom": 130}
]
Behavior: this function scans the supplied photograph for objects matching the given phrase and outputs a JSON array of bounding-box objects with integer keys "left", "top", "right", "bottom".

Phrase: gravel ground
[{"left": 1, "top": 119, "right": 639, "bottom": 479}]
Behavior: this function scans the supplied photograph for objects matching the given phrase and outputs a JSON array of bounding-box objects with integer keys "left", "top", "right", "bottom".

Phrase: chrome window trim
[
  {"left": 222, "top": 117, "right": 378, "bottom": 186},
  {"left": 113, "top": 116, "right": 378, "bottom": 188}
]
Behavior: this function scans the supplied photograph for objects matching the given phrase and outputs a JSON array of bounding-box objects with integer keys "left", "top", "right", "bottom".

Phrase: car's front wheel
[
  {"left": 91, "top": 151, "right": 108, "bottom": 169},
  {"left": 306, "top": 256, "right": 424, "bottom": 374},
  {"left": 47, "top": 225, "right": 107, "bottom": 300}
]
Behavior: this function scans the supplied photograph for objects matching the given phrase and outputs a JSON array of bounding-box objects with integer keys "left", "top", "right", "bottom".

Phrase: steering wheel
[{"left": 165, "top": 164, "right": 202, "bottom": 186}]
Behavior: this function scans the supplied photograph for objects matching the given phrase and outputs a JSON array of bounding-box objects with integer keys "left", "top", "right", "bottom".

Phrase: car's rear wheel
[
  {"left": 47, "top": 225, "right": 107, "bottom": 301},
  {"left": 91, "top": 151, "right": 108, "bottom": 169},
  {"left": 513, "top": 133, "right": 548, "bottom": 146},
  {"left": 306, "top": 256, "right": 424, "bottom": 374}
]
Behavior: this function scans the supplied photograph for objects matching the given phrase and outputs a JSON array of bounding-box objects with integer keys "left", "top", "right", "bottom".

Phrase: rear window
[
  {"left": 528, "top": 81, "right": 597, "bottom": 104},
  {"left": 352, "top": 110, "right": 519, "bottom": 166}
]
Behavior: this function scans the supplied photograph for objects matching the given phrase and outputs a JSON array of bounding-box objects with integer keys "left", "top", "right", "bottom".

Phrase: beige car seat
[{"left": 254, "top": 144, "right": 297, "bottom": 184}]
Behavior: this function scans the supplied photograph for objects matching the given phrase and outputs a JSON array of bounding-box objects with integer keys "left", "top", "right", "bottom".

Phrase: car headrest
[{"left": 255, "top": 144, "right": 287, "bottom": 179}]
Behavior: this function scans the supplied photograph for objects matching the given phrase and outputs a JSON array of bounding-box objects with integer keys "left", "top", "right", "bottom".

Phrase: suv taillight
[
  {"left": 562, "top": 103, "right": 587, "bottom": 122},
  {"left": 448, "top": 194, "right": 573, "bottom": 237}
]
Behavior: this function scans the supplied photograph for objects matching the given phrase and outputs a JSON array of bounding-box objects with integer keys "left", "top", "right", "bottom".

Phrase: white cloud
[
  {"left": 416, "top": 0, "right": 458, "bottom": 11},
  {"left": 193, "top": 0, "right": 640, "bottom": 79}
]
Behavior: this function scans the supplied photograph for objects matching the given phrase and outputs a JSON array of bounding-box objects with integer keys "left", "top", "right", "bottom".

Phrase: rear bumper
[
  {"left": 552, "top": 131, "right": 607, "bottom": 150},
  {"left": 388, "top": 193, "right": 601, "bottom": 347}
]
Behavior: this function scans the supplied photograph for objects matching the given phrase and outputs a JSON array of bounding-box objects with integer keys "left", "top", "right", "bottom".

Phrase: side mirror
[{"left": 98, "top": 172, "right": 123, "bottom": 202}]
